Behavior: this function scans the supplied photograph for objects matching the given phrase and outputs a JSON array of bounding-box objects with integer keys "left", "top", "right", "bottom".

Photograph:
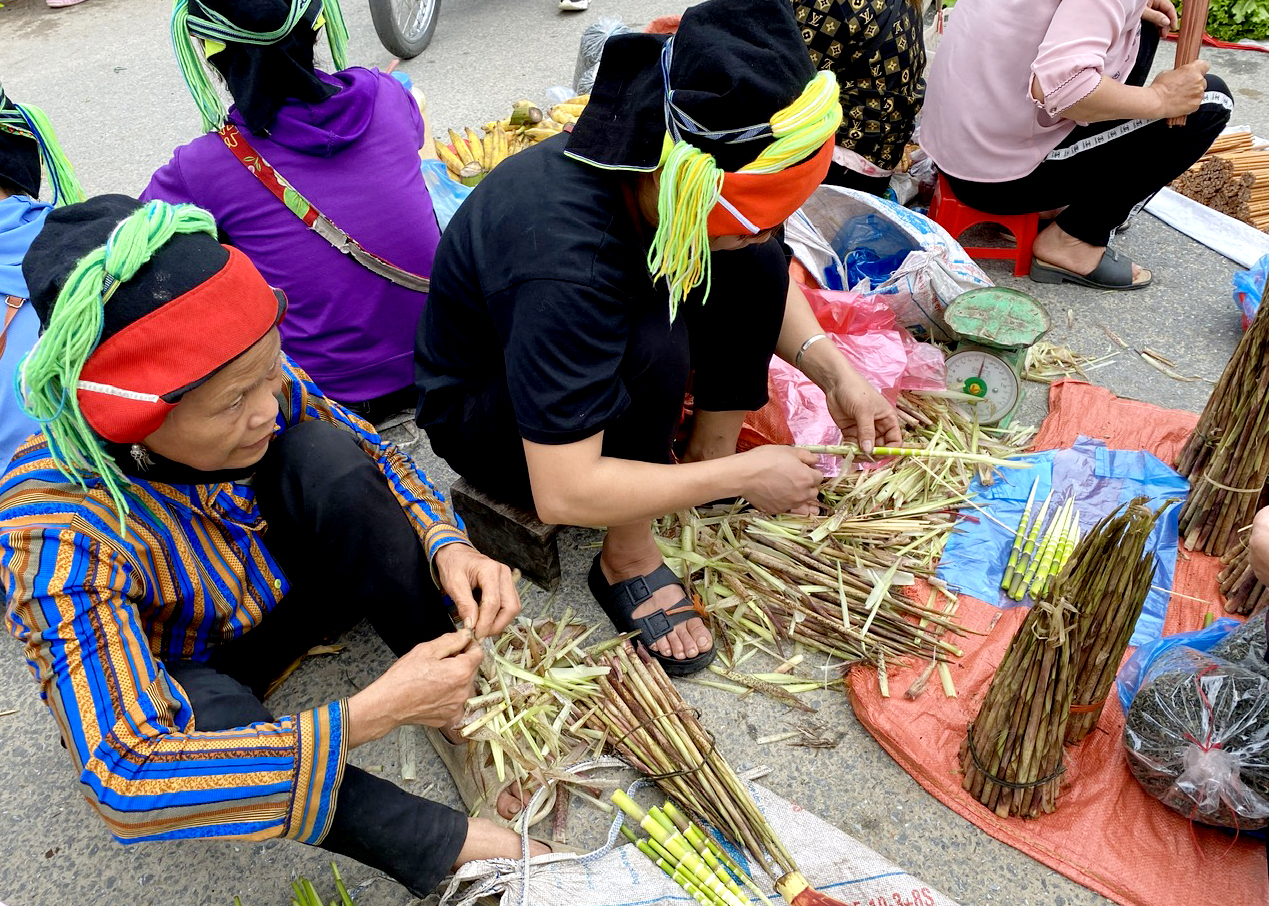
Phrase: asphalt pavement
[{"left": 1, "top": 1, "right": 1267, "bottom": 905}]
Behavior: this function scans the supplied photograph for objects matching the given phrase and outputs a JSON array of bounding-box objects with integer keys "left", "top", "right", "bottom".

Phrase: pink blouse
[{"left": 921, "top": 0, "right": 1146, "bottom": 182}]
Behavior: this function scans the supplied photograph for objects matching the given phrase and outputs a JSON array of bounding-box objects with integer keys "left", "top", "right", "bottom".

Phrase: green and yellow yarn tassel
[
  {"left": 17, "top": 201, "right": 218, "bottom": 525},
  {"left": 171, "top": 0, "right": 350, "bottom": 133},
  {"left": 13, "top": 103, "right": 84, "bottom": 207},
  {"left": 648, "top": 70, "right": 843, "bottom": 321}
]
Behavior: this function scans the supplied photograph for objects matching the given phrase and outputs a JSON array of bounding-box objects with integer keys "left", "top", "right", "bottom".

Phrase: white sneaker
[{"left": 559, "top": 0, "right": 590, "bottom": 10}]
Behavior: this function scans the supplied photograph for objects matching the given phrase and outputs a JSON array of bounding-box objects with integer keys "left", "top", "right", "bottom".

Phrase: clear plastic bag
[
  {"left": 1211, "top": 612, "right": 1269, "bottom": 677},
  {"left": 1117, "top": 618, "right": 1240, "bottom": 712},
  {"left": 1124, "top": 646, "right": 1269, "bottom": 828},
  {"left": 572, "top": 17, "right": 634, "bottom": 95}
]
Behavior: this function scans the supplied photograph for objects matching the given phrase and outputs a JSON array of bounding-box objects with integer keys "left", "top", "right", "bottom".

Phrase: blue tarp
[{"left": 935, "top": 436, "right": 1189, "bottom": 647}]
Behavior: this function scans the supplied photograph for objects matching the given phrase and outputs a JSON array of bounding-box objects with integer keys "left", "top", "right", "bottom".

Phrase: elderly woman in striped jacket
[{"left": 0, "top": 195, "right": 544, "bottom": 897}]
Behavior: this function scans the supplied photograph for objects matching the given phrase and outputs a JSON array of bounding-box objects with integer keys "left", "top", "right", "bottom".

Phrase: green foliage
[{"left": 1178, "top": 0, "right": 1269, "bottom": 42}]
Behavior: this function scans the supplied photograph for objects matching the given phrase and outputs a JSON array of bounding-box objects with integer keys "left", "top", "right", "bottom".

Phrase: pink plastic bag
[{"left": 773, "top": 286, "right": 945, "bottom": 475}]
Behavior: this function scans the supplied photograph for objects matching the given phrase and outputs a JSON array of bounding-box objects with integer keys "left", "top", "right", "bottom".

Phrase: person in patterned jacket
[
  {"left": 0, "top": 195, "right": 545, "bottom": 897},
  {"left": 791, "top": 0, "right": 926, "bottom": 195}
]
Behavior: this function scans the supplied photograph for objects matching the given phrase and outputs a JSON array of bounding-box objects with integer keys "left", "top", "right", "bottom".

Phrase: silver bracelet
[{"left": 795, "top": 332, "right": 829, "bottom": 367}]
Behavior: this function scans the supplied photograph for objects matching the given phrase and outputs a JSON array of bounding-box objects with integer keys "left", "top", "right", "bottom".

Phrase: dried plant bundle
[
  {"left": 1063, "top": 498, "right": 1169, "bottom": 744},
  {"left": 959, "top": 593, "right": 1079, "bottom": 818},
  {"left": 1175, "top": 299, "right": 1269, "bottom": 555}
]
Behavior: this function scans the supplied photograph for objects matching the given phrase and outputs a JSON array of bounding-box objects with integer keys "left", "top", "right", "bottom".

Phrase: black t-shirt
[{"left": 415, "top": 134, "right": 773, "bottom": 446}]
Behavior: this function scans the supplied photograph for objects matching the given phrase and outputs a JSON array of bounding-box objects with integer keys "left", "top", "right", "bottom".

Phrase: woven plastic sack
[
  {"left": 1124, "top": 646, "right": 1269, "bottom": 829},
  {"left": 785, "top": 185, "right": 991, "bottom": 342},
  {"left": 438, "top": 781, "right": 959, "bottom": 906}
]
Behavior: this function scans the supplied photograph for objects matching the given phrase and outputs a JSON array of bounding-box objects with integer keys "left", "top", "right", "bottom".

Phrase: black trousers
[
  {"left": 165, "top": 421, "right": 467, "bottom": 896},
  {"left": 427, "top": 238, "right": 790, "bottom": 508},
  {"left": 823, "top": 161, "right": 892, "bottom": 198},
  {"left": 946, "top": 27, "right": 1233, "bottom": 247}
]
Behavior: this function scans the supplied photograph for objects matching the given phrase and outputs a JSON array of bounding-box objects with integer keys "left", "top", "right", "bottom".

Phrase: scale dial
[{"left": 944, "top": 348, "right": 1021, "bottom": 425}]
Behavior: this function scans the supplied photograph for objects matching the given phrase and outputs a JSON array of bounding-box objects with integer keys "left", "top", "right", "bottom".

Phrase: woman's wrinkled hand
[{"left": 434, "top": 543, "right": 521, "bottom": 640}]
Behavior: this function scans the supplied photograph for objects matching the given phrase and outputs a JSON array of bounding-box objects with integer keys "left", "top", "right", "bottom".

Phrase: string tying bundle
[
  {"left": 171, "top": 0, "right": 350, "bottom": 132},
  {"left": 17, "top": 202, "right": 217, "bottom": 523},
  {"left": 0, "top": 84, "right": 84, "bottom": 207},
  {"left": 647, "top": 38, "right": 842, "bottom": 320}
]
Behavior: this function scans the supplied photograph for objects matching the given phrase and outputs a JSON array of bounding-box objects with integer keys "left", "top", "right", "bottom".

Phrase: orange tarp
[{"left": 848, "top": 380, "right": 1268, "bottom": 906}]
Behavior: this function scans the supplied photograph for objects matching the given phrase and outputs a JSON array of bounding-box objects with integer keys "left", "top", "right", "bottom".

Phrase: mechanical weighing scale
[{"left": 942, "top": 287, "right": 1050, "bottom": 427}]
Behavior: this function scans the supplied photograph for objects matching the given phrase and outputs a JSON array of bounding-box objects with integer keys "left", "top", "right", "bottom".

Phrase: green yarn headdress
[
  {"left": 171, "top": 0, "right": 350, "bottom": 133},
  {"left": 17, "top": 201, "right": 219, "bottom": 524},
  {"left": 0, "top": 82, "right": 84, "bottom": 207}
]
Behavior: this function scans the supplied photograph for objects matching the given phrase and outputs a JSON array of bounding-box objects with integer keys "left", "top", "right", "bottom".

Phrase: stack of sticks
[{"left": 1170, "top": 130, "right": 1269, "bottom": 230}]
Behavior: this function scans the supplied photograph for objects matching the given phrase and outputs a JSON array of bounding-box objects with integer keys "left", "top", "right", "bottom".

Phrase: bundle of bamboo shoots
[
  {"left": 1175, "top": 297, "right": 1269, "bottom": 555},
  {"left": 454, "top": 614, "right": 624, "bottom": 812},
  {"left": 1170, "top": 129, "right": 1269, "bottom": 230},
  {"left": 582, "top": 643, "right": 853, "bottom": 905},
  {"left": 1219, "top": 535, "right": 1269, "bottom": 615},
  {"left": 1001, "top": 487, "right": 1081, "bottom": 602},
  {"left": 615, "top": 793, "right": 765, "bottom": 906},
  {"left": 1063, "top": 498, "right": 1167, "bottom": 744},
  {"left": 959, "top": 592, "right": 1079, "bottom": 818}
]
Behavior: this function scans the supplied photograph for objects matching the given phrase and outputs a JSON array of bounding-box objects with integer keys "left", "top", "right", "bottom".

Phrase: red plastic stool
[{"left": 929, "top": 174, "right": 1039, "bottom": 277}]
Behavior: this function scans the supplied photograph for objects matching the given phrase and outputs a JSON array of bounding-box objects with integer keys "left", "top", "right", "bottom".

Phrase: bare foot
[
  {"left": 440, "top": 727, "right": 536, "bottom": 821},
  {"left": 1031, "top": 222, "right": 1150, "bottom": 284},
  {"left": 599, "top": 531, "right": 713, "bottom": 662},
  {"left": 453, "top": 817, "right": 552, "bottom": 867}
]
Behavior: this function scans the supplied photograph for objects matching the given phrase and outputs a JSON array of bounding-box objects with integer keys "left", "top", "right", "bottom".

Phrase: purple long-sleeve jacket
[{"left": 143, "top": 67, "right": 439, "bottom": 404}]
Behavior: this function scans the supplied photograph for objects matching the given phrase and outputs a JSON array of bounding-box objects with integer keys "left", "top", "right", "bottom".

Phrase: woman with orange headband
[{"left": 416, "top": 0, "right": 900, "bottom": 677}]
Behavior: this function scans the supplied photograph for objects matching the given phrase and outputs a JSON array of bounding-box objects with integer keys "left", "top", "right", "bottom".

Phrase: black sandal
[
  {"left": 587, "top": 552, "right": 717, "bottom": 676},
  {"left": 1029, "top": 247, "right": 1151, "bottom": 290}
]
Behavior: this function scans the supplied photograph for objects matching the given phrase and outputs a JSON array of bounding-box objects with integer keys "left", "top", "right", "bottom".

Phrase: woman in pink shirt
[{"left": 922, "top": 0, "right": 1231, "bottom": 290}]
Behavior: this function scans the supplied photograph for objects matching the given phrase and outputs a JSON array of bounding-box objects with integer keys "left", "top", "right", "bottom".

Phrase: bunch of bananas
[{"left": 433, "top": 94, "right": 590, "bottom": 185}]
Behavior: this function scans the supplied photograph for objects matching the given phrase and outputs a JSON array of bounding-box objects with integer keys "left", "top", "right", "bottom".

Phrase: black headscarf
[
  {"left": 0, "top": 86, "right": 42, "bottom": 198},
  {"left": 192, "top": 0, "right": 337, "bottom": 135},
  {"left": 565, "top": 0, "right": 816, "bottom": 173}
]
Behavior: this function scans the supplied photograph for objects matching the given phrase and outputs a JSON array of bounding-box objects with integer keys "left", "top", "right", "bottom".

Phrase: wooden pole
[{"left": 1169, "top": 0, "right": 1210, "bottom": 127}]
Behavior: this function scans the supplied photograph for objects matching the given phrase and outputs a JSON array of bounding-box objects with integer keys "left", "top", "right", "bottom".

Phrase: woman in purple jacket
[{"left": 143, "top": 0, "right": 439, "bottom": 423}]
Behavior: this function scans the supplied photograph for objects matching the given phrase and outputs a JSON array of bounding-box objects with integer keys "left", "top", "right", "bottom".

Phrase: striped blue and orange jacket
[{"left": 0, "top": 358, "right": 468, "bottom": 846}]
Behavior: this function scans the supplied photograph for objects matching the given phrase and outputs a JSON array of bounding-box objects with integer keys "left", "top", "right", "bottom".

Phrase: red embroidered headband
[{"left": 78, "top": 246, "right": 286, "bottom": 443}]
